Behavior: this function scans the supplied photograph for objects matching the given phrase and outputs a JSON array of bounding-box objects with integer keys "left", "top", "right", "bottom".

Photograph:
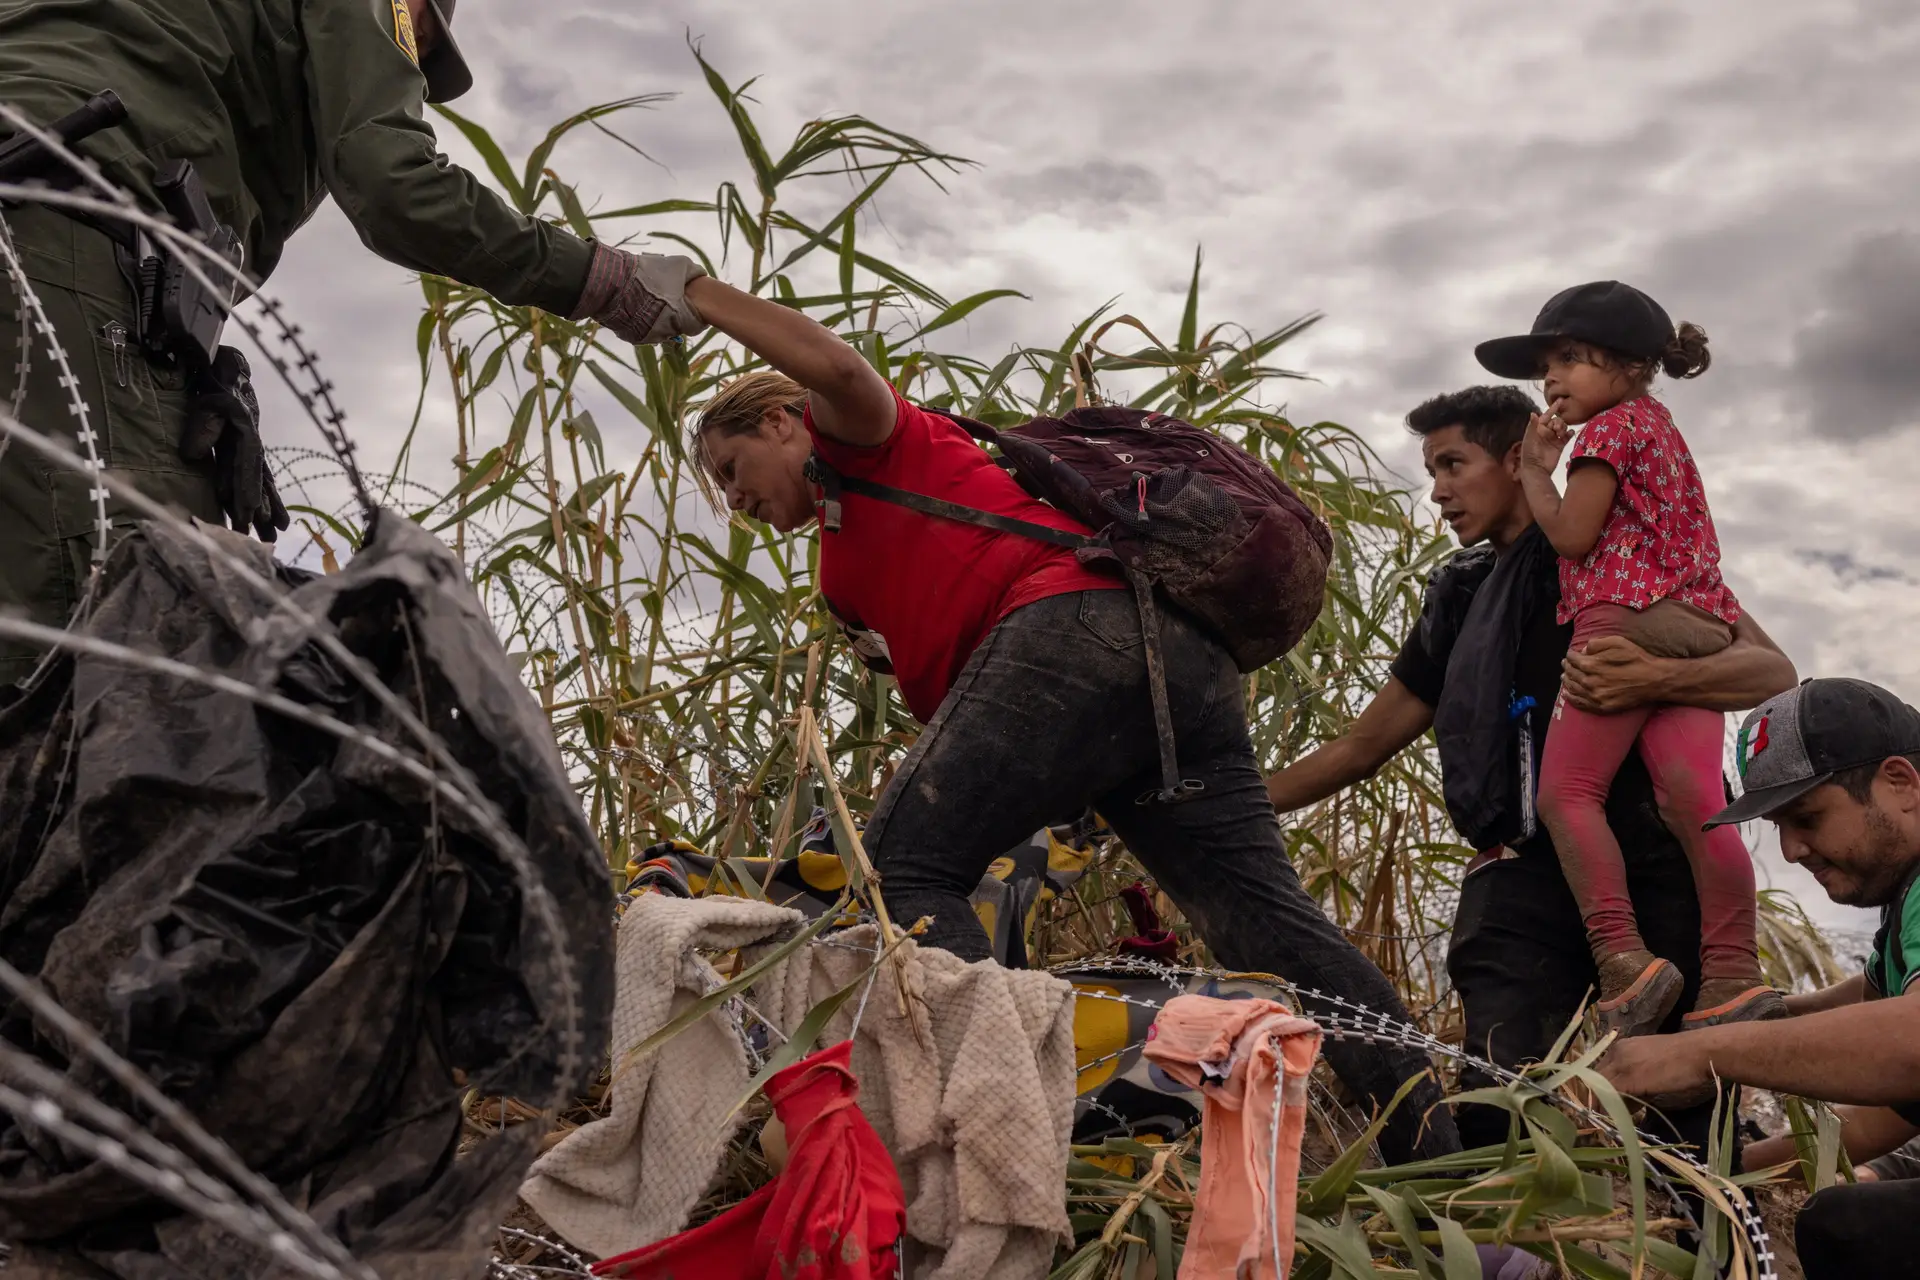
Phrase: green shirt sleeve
[
  {"left": 1869, "top": 877, "right": 1920, "bottom": 997},
  {"left": 1896, "top": 879, "right": 1920, "bottom": 995},
  {"left": 300, "top": 0, "right": 593, "bottom": 314}
]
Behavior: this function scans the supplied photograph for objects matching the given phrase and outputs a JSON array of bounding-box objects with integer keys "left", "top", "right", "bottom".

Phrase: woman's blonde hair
[{"left": 689, "top": 371, "right": 808, "bottom": 509}]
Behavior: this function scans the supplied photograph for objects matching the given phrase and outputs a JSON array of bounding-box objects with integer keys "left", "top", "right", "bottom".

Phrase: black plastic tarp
[{"left": 0, "top": 514, "right": 614, "bottom": 1279}]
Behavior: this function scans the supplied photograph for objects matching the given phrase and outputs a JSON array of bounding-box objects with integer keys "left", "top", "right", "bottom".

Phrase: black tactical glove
[{"left": 179, "top": 346, "right": 290, "bottom": 543}]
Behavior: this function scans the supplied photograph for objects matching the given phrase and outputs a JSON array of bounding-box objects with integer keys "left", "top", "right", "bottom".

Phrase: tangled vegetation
[{"left": 277, "top": 46, "right": 1849, "bottom": 1278}]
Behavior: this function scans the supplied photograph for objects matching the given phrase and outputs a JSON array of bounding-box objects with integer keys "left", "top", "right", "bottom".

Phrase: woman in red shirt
[{"left": 658, "top": 262, "right": 1456, "bottom": 1164}]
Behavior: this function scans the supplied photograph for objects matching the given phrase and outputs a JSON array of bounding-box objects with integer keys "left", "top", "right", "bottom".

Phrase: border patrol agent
[{"left": 0, "top": 0, "right": 707, "bottom": 682}]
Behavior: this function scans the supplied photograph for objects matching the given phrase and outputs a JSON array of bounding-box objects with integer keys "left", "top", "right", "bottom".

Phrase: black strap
[
  {"left": 923, "top": 406, "right": 1003, "bottom": 445},
  {"left": 808, "top": 452, "right": 1098, "bottom": 550},
  {"left": 805, "top": 450, "right": 1202, "bottom": 807},
  {"left": 1128, "top": 568, "right": 1204, "bottom": 806}
]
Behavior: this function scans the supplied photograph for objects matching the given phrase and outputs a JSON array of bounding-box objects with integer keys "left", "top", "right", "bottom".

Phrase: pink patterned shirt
[{"left": 1556, "top": 396, "right": 1741, "bottom": 627}]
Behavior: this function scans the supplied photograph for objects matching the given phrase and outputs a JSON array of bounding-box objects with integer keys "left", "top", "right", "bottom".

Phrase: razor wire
[
  {"left": 0, "top": 956, "right": 378, "bottom": 1280},
  {"left": 0, "top": 103, "right": 373, "bottom": 520},
  {"left": 0, "top": 196, "right": 107, "bottom": 567},
  {"left": 0, "top": 1032, "right": 361, "bottom": 1280},
  {"left": 0, "top": 211, "right": 36, "bottom": 443},
  {"left": 0, "top": 411, "right": 589, "bottom": 1118},
  {"left": 0, "top": 614, "right": 594, "bottom": 1276},
  {"left": 1055, "top": 956, "right": 1776, "bottom": 1277},
  {"left": 0, "top": 1078, "right": 351, "bottom": 1280},
  {"left": 488, "top": 1227, "right": 594, "bottom": 1280},
  {"left": 0, "top": 121, "right": 598, "bottom": 1275},
  {"left": 0, "top": 102, "right": 1775, "bottom": 1280}
]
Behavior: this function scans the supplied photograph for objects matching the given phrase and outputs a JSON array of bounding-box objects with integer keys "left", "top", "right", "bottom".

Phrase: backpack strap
[
  {"left": 805, "top": 449, "right": 1201, "bottom": 808},
  {"left": 1126, "top": 567, "right": 1204, "bottom": 807},
  {"left": 804, "top": 452, "right": 1098, "bottom": 550},
  {"left": 922, "top": 407, "right": 1002, "bottom": 444}
]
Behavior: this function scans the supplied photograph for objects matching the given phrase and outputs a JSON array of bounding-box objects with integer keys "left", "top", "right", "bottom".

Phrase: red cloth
[
  {"left": 808, "top": 390, "right": 1122, "bottom": 722},
  {"left": 591, "top": 1040, "right": 904, "bottom": 1280},
  {"left": 1115, "top": 882, "right": 1179, "bottom": 963},
  {"left": 1557, "top": 395, "right": 1739, "bottom": 626}
]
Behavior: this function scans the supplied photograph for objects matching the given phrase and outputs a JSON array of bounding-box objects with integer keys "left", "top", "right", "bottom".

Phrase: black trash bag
[{"left": 0, "top": 513, "right": 615, "bottom": 1280}]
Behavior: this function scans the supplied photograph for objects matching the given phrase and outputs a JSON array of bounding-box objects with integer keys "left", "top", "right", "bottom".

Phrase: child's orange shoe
[{"left": 1595, "top": 952, "right": 1685, "bottom": 1039}]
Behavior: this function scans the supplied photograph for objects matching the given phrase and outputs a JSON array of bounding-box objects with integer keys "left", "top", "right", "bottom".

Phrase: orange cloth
[{"left": 1142, "top": 996, "right": 1321, "bottom": 1280}]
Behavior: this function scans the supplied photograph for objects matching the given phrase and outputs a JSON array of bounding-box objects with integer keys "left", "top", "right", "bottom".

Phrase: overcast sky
[{"left": 254, "top": 0, "right": 1918, "bottom": 938}]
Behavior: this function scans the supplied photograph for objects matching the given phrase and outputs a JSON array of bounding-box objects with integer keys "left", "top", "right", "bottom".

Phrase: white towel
[
  {"left": 519, "top": 895, "right": 804, "bottom": 1259},
  {"left": 752, "top": 927, "right": 1077, "bottom": 1280}
]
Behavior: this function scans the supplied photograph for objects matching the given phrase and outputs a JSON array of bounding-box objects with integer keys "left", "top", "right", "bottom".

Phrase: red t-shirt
[
  {"left": 807, "top": 391, "right": 1122, "bottom": 721},
  {"left": 1558, "top": 395, "right": 1741, "bottom": 626}
]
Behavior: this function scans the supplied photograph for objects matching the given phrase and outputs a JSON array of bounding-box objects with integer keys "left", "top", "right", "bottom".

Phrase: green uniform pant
[{"left": 0, "top": 205, "right": 220, "bottom": 683}]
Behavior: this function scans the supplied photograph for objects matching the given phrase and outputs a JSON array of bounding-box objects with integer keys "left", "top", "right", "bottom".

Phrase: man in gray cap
[
  {"left": 0, "top": 0, "right": 706, "bottom": 681},
  {"left": 1601, "top": 677, "right": 1920, "bottom": 1279}
]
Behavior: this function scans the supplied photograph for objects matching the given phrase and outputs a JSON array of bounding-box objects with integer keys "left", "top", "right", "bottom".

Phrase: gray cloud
[
  {"left": 1785, "top": 232, "right": 1920, "bottom": 439},
  {"left": 994, "top": 160, "right": 1166, "bottom": 222},
  {"left": 1795, "top": 547, "right": 1916, "bottom": 587},
  {"left": 246, "top": 0, "right": 1920, "bottom": 708}
]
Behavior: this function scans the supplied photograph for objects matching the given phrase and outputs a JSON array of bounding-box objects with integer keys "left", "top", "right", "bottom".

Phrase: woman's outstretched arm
[{"left": 685, "top": 276, "right": 898, "bottom": 446}]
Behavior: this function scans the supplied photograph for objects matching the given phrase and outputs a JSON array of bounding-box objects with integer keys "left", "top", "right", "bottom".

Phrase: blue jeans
[{"left": 866, "top": 588, "right": 1460, "bottom": 1164}]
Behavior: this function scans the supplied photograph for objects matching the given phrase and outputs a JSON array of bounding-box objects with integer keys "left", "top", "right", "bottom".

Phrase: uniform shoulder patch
[{"left": 390, "top": 0, "right": 420, "bottom": 66}]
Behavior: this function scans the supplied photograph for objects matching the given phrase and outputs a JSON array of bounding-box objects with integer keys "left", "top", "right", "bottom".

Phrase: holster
[
  {"left": 0, "top": 94, "right": 241, "bottom": 373},
  {"left": 131, "top": 160, "right": 243, "bottom": 370}
]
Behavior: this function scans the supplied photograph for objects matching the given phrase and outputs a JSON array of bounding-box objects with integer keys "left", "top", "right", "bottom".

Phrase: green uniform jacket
[{"left": 0, "top": 0, "right": 593, "bottom": 314}]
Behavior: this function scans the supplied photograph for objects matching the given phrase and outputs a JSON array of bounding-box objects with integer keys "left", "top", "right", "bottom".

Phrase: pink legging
[{"left": 1536, "top": 611, "right": 1759, "bottom": 982}]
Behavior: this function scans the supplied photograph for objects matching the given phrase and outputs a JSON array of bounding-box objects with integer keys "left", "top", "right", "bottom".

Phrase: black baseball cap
[
  {"left": 1474, "top": 281, "right": 1676, "bottom": 380},
  {"left": 1706, "top": 678, "right": 1920, "bottom": 828},
  {"left": 422, "top": 0, "right": 473, "bottom": 104}
]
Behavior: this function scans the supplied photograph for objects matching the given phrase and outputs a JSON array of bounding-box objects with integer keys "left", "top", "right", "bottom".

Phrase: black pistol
[{"left": 143, "top": 159, "right": 243, "bottom": 368}]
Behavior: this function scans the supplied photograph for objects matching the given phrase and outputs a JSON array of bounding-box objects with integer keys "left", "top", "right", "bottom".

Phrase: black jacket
[{"left": 1393, "top": 526, "right": 1684, "bottom": 861}]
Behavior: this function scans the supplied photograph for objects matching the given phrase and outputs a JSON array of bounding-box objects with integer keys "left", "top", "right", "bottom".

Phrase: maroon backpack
[{"left": 807, "top": 405, "right": 1332, "bottom": 804}]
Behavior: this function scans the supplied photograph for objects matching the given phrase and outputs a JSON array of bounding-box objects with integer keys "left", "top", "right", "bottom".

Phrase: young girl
[{"left": 1476, "top": 280, "right": 1783, "bottom": 1038}]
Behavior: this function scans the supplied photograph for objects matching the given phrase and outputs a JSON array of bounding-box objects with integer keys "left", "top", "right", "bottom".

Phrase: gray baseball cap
[{"left": 1706, "top": 678, "right": 1920, "bottom": 828}]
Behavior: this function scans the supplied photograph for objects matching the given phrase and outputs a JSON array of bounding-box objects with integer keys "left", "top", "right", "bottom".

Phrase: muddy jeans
[{"left": 867, "top": 589, "right": 1461, "bottom": 1165}]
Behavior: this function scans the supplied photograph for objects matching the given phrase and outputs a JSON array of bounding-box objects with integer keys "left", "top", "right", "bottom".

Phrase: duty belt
[{"left": 0, "top": 91, "right": 243, "bottom": 369}]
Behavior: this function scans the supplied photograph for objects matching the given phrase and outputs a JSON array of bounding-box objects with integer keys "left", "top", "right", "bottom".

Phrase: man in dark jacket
[
  {"left": 0, "top": 0, "right": 705, "bottom": 680},
  {"left": 1265, "top": 384, "right": 1796, "bottom": 1148}
]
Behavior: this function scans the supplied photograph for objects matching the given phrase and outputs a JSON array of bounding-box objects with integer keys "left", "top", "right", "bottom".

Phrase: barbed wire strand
[
  {"left": 0, "top": 204, "right": 106, "bottom": 559},
  {"left": 0, "top": 1039, "right": 359, "bottom": 1280},
  {"left": 0, "top": 1083, "right": 344, "bottom": 1280},
  {"left": 0, "top": 104, "right": 372, "bottom": 517},
  {"left": 1055, "top": 957, "right": 1773, "bottom": 1276},
  {"left": 0, "top": 408, "right": 587, "bottom": 1114},
  {"left": 0, "top": 212, "right": 35, "bottom": 450}
]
